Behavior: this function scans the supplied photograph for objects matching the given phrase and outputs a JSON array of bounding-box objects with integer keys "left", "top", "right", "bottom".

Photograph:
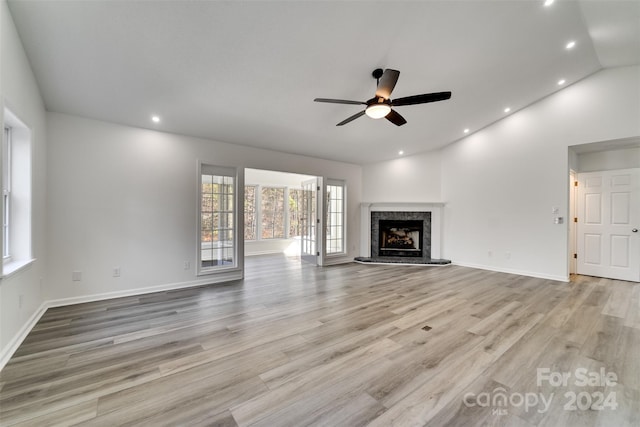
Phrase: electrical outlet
[
  {"left": 18, "top": 294, "right": 24, "bottom": 309},
  {"left": 184, "top": 261, "right": 191, "bottom": 270},
  {"left": 113, "top": 267, "right": 121, "bottom": 277},
  {"left": 72, "top": 271, "right": 82, "bottom": 282},
  {"left": 505, "top": 251, "right": 511, "bottom": 260},
  {"left": 488, "top": 250, "right": 493, "bottom": 258}
]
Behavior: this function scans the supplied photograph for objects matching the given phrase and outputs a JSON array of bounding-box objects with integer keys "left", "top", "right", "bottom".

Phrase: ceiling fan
[{"left": 314, "top": 68, "right": 451, "bottom": 126}]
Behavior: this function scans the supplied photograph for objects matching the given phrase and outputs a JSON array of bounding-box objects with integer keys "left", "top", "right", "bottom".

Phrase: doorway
[
  {"left": 569, "top": 139, "right": 640, "bottom": 282},
  {"left": 243, "top": 168, "right": 318, "bottom": 262}
]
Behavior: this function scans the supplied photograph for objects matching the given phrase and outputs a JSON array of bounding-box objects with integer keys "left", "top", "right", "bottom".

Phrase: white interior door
[
  {"left": 301, "top": 178, "right": 319, "bottom": 264},
  {"left": 577, "top": 168, "right": 640, "bottom": 282}
]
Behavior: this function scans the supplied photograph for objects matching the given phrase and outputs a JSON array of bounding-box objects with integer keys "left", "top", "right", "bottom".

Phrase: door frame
[{"left": 569, "top": 169, "right": 577, "bottom": 275}]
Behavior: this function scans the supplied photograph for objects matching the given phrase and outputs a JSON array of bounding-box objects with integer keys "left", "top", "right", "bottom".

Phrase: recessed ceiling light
[
  {"left": 504, "top": 107, "right": 511, "bottom": 113},
  {"left": 398, "top": 150, "right": 404, "bottom": 155},
  {"left": 566, "top": 41, "right": 576, "bottom": 50},
  {"left": 557, "top": 79, "right": 566, "bottom": 86},
  {"left": 543, "top": 0, "right": 554, "bottom": 6},
  {"left": 463, "top": 128, "right": 470, "bottom": 134},
  {"left": 151, "top": 115, "right": 160, "bottom": 123}
]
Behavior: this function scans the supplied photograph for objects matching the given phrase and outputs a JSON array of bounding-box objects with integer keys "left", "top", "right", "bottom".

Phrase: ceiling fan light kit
[
  {"left": 314, "top": 68, "right": 451, "bottom": 126},
  {"left": 365, "top": 100, "right": 391, "bottom": 119}
]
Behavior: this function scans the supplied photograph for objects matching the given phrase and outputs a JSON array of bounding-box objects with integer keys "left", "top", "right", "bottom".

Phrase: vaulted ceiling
[{"left": 7, "top": 0, "right": 640, "bottom": 164}]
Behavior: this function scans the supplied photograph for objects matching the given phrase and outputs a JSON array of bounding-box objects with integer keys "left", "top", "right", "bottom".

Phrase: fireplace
[
  {"left": 370, "top": 211, "right": 432, "bottom": 261},
  {"left": 356, "top": 203, "right": 450, "bottom": 265},
  {"left": 379, "top": 220, "right": 423, "bottom": 257}
]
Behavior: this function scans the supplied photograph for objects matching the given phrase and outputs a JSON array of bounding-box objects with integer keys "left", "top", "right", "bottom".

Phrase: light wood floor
[{"left": 1, "top": 255, "right": 638, "bottom": 426}]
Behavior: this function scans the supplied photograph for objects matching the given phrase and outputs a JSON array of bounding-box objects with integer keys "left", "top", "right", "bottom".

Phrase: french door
[{"left": 301, "top": 178, "right": 322, "bottom": 264}]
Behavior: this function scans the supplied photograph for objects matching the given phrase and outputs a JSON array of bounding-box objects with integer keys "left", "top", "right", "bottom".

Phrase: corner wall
[
  {"left": 363, "top": 66, "right": 640, "bottom": 280},
  {"left": 0, "top": 0, "right": 48, "bottom": 367}
]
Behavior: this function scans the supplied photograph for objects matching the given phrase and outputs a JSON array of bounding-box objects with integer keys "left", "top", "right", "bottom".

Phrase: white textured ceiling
[{"left": 7, "top": 0, "right": 640, "bottom": 164}]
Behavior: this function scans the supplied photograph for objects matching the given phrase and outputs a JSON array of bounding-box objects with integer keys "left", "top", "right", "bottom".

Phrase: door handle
[{"left": 633, "top": 229, "right": 638, "bottom": 233}]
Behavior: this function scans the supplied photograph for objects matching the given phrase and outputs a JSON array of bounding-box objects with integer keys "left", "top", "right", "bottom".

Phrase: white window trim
[
  {"left": 325, "top": 179, "right": 347, "bottom": 257},
  {"left": 2, "top": 258, "right": 36, "bottom": 279},
  {"left": 2, "top": 107, "right": 33, "bottom": 277},
  {"left": 197, "top": 163, "right": 240, "bottom": 276},
  {"left": 3, "top": 125, "right": 11, "bottom": 262}
]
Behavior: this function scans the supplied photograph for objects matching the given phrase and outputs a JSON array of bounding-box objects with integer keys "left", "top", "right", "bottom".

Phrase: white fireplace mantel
[{"left": 360, "top": 202, "right": 444, "bottom": 259}]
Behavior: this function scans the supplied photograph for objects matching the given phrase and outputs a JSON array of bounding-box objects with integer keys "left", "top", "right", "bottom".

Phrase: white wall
[
  {"left": 577, "top": 146, "right": 640, "bottom": 172},
  {"left": 362, "top": 150, "right": 442, "bottom": 203},
  {"left": 363, "top": 66, "right": 640, "bottom": 281},
  {"left": 0, "top": 0, "right": 48, "bottom": 365},
  {"left": 441, "top": 66, "right": 639, "bottom": 280},
  {"left": 46, "top": 113, "right": 361, "bottom": 301}
]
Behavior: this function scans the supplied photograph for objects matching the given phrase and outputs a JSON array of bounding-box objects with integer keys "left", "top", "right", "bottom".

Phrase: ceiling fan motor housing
[{"left": 366, "top": 97, "right": 390, "bottom": 107}]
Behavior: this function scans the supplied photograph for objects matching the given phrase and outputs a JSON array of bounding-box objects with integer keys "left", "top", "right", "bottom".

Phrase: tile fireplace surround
[{"left": 355, "top": 202, "right": 451, "bottom": 265}]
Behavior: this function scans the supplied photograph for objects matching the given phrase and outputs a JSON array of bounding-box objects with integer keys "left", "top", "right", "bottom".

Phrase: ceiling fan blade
[
  {"left": 314, "top": 98, "right": 366, "bottom": 105},
  {"left": 336, "top": 110, "right": 366, "bottom": 126},
  {"left": 385, "top": 109, "right": 407, "bottom": 126},
  {"left": 375, "top": 69, "right": 400, "bottom": 99},
  {"left": 392, "top": 91, "right": 452, "bottom": 107}
]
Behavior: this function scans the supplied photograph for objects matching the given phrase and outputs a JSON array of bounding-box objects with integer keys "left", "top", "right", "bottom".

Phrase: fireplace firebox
[
  {"left": 378, "top": 220, "right": 423, "bottom": 257},
  {"left": 369, "top": 211, "right": 432, "bottom": 262}
]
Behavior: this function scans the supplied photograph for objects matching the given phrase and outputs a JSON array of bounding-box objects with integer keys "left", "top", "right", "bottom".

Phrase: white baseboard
[
  {"left": 0, "top": 301, "right": 48, "bottom": 371},
  {"left": 46, "top": 272, "right": 243, "bottom": 308},
  {"left": 0, "top": 271, "right": 242, "bottom": 371},
  {"left": 452, "top": 261, "right": 569, "bottom": 282}
]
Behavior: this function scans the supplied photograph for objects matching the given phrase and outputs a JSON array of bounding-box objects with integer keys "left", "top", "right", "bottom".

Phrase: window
[
  {"left": 243, "top": 185, "right": 305, "bottom": 241},
  {"left": 2, "top": 126, "right": 10, "bottom": 259},
  {"left": 260, "top": 187, "right": 285, "bottom": 239},
  {"left": 326, "top": 181, "right": 346, "bottom": 254},
  {"left": 244, "top": 185, "right": 257, "bottom": 240},
  {"left": 2, "top": 108, "right": 33, "bottom": 275},
  {"left": 199, "top": 165, "right": 236, "bottom": 273},
  {"left": 288, "top": 188, "right": 305, "bottom": 238}
]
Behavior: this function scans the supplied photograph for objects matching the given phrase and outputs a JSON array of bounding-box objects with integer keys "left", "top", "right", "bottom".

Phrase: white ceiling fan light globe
[{"left": 365, "top": 104, "right": 392, "bottom": 119}]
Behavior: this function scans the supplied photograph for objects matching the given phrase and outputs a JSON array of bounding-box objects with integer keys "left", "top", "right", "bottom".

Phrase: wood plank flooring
[{"left": 1, "top": 255, "right": 638, "bottom": 426}]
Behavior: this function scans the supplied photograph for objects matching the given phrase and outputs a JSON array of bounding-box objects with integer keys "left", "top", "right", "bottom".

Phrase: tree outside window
[
  {"left": 288, "top": 188, "right": 304, "bottom": 238},
  {"left": 244, "top": 186, "right": 257, "bottom": 240},
  {"left": 261, "top": 187, "right": 285, "bottom": 239}
]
